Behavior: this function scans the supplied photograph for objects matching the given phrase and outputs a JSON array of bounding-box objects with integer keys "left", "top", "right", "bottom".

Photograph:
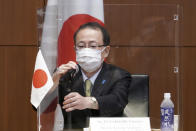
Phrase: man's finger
[
  {"left": 63, "top": 97, "right": 76, "bottom": 105},
  {"left": 64, "top": 92, "right": 78, "bottom": 100},
  {"left": 66, "top": 107, "right": 74, "bottom": 112},
  {"left": 63, "top": 100, "right": 77, "bottom": 109}
]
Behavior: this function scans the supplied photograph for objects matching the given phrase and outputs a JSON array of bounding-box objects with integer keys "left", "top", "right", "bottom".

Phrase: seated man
[{"left": 52, "top": 22, "right": 132, "bottom": 129}]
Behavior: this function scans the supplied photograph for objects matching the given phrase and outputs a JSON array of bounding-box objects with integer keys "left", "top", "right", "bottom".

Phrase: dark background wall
[{"left": 0, "top": 0, "right": 195, "bottom": 130}]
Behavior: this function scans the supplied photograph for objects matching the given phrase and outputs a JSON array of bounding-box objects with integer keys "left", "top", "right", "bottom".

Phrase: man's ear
[{"left": 103, "top": 46, "right": 110, "bottom": 58}]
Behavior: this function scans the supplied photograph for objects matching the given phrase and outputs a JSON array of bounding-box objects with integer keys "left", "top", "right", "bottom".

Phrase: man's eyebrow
[
  {"left": 76, "top": 41, "right": 85, "bottom": 44},
  {"left": 89, "top": 40, "right": 98, "bottom": 43},
  {"left": 77, "top": 40, "right": 98, "bottom": 44}
]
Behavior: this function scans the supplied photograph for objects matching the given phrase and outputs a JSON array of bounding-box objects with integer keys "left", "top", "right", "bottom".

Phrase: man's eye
[
  {"left": 90, "top": 45, "right": 97, "bottom": 48},
  {"left": 78, "top": 45, "right": 85, "bottom": 48}
]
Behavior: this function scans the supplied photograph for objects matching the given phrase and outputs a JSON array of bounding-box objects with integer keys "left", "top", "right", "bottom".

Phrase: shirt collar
[{"left": 81, "top": 66, "right": 102, "bottom": 85}]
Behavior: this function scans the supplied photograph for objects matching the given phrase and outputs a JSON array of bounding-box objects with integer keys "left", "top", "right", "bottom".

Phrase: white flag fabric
[{"left": 30, "top": 50, "right": 54, "bottom": 108}]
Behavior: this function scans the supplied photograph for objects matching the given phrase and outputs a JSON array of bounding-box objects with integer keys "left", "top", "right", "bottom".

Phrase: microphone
[{"left": 68, "top": 65, "right": 79, "bottom": 80}]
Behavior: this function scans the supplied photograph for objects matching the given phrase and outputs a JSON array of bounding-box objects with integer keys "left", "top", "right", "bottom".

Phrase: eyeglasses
[{"left": 75, "top": 42, "right": 105, "bottom": 50}]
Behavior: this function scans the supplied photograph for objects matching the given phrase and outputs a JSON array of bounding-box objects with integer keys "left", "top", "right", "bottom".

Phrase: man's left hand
[{"left": 62, "top": 92, "right": 92, "bottom": 112}]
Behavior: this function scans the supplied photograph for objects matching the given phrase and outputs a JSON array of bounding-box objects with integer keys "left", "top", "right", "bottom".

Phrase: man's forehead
[
  {"left": 77, "top": 27, "right": 101, "bottom": 34},
  {"left": 76, "top": 27, "right": 103, "bottom": 40}
]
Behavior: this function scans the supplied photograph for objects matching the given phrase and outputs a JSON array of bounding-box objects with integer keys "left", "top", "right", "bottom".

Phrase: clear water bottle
[{"left": 160, "top": 93, "right": 174, "bottom": 131}]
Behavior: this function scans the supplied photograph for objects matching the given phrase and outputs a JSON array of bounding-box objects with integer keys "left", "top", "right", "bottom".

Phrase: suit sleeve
[{"left": 95, "top": 69, "right": 132, "bottom": 116}]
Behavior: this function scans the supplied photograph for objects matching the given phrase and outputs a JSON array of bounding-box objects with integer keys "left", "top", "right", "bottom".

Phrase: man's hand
[
  {"left": 52, "top": 61, "right": 77, "bottom": 85},
  {"left": 62, "top": 92, "right": 98, "bottom": 112},
  {"left": 48, "top": 61, "right": 77, "bottom": 94}
]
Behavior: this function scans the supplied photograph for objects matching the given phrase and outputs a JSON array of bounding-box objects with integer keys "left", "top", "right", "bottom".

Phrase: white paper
[
  {"left": 90, "top": 117, "right": 151, "bottom": 131},
  {"left": 83, "top": 128, "right": 89, "bottom": 131}
]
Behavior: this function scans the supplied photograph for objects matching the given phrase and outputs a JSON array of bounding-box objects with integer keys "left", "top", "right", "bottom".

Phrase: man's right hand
[{"left": 52, "top": 61, "right": 77, "bottom": 87}]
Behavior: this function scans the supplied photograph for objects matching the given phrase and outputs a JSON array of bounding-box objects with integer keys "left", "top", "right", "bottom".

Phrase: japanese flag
[{"left": 30, "top": 50, "right": 54, "bottom": 108}]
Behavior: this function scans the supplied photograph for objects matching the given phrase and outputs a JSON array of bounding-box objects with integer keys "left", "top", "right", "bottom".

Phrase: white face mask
[{"left": 76, "top": 48, "right": 105, "bottom": 73}]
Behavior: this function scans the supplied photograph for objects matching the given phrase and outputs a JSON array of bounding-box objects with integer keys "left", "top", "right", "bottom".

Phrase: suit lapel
[
  {"left": 91, "top": 63, "right": 111, "bottom": 96},
  {"left": 71, "top": 71, "right": 85, "bottom": 96}
]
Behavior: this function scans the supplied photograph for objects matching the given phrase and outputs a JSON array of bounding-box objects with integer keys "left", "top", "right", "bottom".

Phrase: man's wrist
[{"left": 89, "top": 97, "right": 98, "bottom": 109}]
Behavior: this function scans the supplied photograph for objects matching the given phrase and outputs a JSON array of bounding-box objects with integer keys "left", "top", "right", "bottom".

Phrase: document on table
[{"left": 89, "top": 117, "right": 151, "bottom": 131}]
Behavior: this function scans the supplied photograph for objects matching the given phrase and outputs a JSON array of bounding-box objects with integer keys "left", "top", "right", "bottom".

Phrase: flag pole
[{"left": 37, "top": 105, "right": 41, "bottom": 131}]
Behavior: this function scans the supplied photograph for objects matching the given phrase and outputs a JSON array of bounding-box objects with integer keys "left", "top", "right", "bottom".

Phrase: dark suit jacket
[{"left": 58, "top": 62, "right": 132, "bottom": 129}]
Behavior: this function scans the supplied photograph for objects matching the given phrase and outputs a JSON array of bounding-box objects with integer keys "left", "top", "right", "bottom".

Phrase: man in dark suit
[{"left": 52, "top": 22, "right": 132, "bottom": 129}]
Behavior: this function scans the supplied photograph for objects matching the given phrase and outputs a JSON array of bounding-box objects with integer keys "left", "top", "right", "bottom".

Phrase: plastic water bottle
[{"left": 160, "top": 93, "right": 174, "bottom": 131}]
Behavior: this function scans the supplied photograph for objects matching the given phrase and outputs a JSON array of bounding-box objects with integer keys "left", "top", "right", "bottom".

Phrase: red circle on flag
[{"left": 33, "top": 69, "right": 48, "bottom": 88}]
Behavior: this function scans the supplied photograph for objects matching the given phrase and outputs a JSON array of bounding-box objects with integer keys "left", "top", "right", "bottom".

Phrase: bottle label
[{"left": 161, "top": 107, "right": 174, "bottom": 130}]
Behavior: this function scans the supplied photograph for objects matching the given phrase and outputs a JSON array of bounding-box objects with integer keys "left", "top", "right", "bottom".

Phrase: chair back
[{"left": 124, "top": 74, "right": 149, "bottom": 117}]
